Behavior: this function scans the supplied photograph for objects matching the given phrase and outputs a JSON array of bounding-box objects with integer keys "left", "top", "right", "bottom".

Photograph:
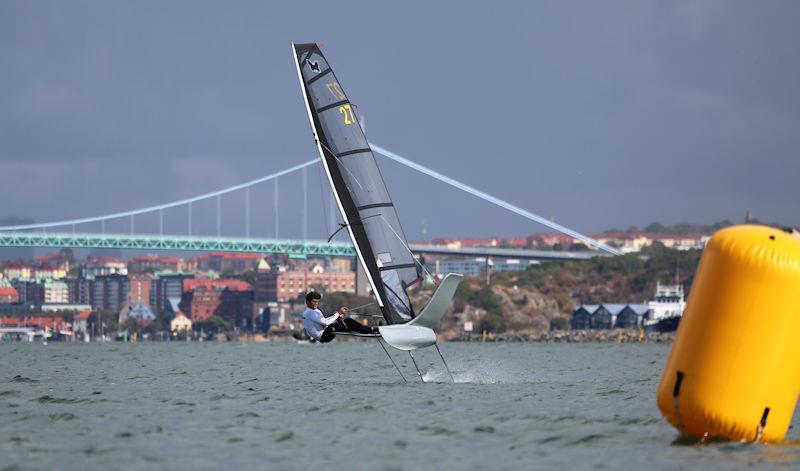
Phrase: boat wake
[{"left": 421, "top": 365, "right": 533, "bottom": 384}]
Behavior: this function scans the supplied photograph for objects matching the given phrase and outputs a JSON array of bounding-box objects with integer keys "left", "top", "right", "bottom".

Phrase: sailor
[{"left": 302, "top": 291, "right": 376, "bottom": 342}]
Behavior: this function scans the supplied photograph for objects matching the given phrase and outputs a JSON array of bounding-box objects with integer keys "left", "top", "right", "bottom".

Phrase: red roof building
[
  {"left": 0, "top": 316, "right": 67, "bottom": 330},
  {"left": 196, "top": 252, "right": 263, "bottom": 273},
  {"left": 0, "top": 287, "right": 19, "bottom": 303},
  {"left": 130, "top": 255, "right": 184, "bottom": 273},
  {"left": 254, "top": 265, "right": 355, "bottom": 303},
  {"left": 179, "top": 279, "right": 254, "bottom": 328}
]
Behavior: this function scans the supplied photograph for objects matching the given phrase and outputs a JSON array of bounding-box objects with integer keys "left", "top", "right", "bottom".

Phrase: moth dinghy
[{"left": 292, "top": 42, "right": 462, "bottom": 382}]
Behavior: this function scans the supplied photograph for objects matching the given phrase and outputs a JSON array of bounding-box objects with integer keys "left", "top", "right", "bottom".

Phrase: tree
[
  {"left": 239, "top": 270, "right": 256, "bottom": 286},
  {"left": 478, "top": 312, "right": 505, "bottom": 333},
  {"left": 550, "top": 317, "right": 569, "bottom": 331},
  {"left": 194, "top": 315, "right": 232, "bottom": 333}
]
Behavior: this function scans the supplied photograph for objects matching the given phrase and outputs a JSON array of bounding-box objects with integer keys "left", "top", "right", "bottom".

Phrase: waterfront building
[
  {"left": 8, "top": 279, "right": 70, "bottom": 305},
  {"left": 492, "top": 259, "right": 540, "bottom": 273},
  {"left": 150, "top": 272, "right": 194, "bottom": 314},
  {"left": 197, "top": 252, "right": 263, "bottom": 273},
  {"left": 0, "top": 279, "right": 19, "bottom": 303},
  {"left": 615, "top": 304, "right": 650, "bottom": 328},
  {"left": 253, "top": 263, "right": 355, "bottom": 303},
  {"left": 39, "top": 304, "right": 92, "bottom": 313},
  {"left": 91, "top": 274, "right": 129, "bottom": 311},
  {"left": 253, "top": 259, "right": 273, "bottom": 302},
  {"left": 128, "top": 274, "right": 152, "bottom": 306},
  {"left": 571, "top": 303, "right": 651, "bottom": 330},
  {"left": 0, "top": 304, "right": 33, "bottom": 315},
  {"left": 165, "top": 297, "right": 181, "bottom": 321},
  {"left": 83, "top": 257, "right": 128, "bottom": 277},
  {"left": 591, "top": 304, "right": 627, "bottom": 329},
  {"left": 119, "top": 301, "right": 156, "bottom": 325},
  {"left": 33, "top": 265, "right": 67, "bottom": 280},
  {"left": 0, "top": 286, "right": 19, "bottom": 303},
  {"left": 72, "top": 310, "right": 92, "bottom": 334},
  {"left": 435, "top": 258, "right": 485, "bottom": 277},
  {"left": 570, "top": 304, "right": 598, "bottom": 330},
  {"left": 129, "top": 255, "right": 183, "bottom": 273},
  {"left": 0, "top": 316, "right": 67, "bottom": 330},
  {"left": 434, "top": 257, "right": 538, "bottom": 278},
  {"left": 2, "top": 263, "right": 32, "bottom": 281},
  {"left": 43, "top": 280, "right": 69, "bottom": 304},
  {"left": 328, "top": 257, "right": 353, "bottom": 273},
  {"left": 280, "top": 265, "right": 354, "bottom": 302},
  {"left": 11, "top": 280, "right": 44, "bottom": 304},
  {"left": 572, "top": 298, "right": 666, "bottom": 330},
  {"left": 170, "top": 311, "right": 192, "bottom": 333},
  {"left": 36, "top": 253, "right": 71, "bottom": 273},
  {"left": 67, "top": 277, "right": 94, "bottom": 305},
  {"left": 179, "top": 279, "right": 253, "bottom": 327},
  {"left": 252, "top": 259, "right": 273, "bottom": 329}
]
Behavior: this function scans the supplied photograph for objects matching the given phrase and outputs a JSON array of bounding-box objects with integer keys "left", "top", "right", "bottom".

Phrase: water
[{"left": 1, "top": 342, "right": 799, "bottom": 470}]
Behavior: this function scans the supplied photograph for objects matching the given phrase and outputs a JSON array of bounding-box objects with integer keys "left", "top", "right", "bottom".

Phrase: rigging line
[
  {"left": 381, "top": 280, "right": 415, "bottom": 318},
  {"left": 326, "top": 213, "right": 382, "bottom": 243},
  {"left": 368, "top": 143, "right": 623, "bottom": 256},
  {"left": 0, "top": 159, "right": 318, "bottom": 232},
  {"left": 347, "top": 312, "right": 383, "bottom": 318},
  {"left": 377, "top": 214, "right": 437, "bottom": 284},
  {"left": 326, "top": 224, "right": 346, "bottom": 243},
  {"left": 316, "top": 161, "right": 332, "bottom": 237},
  {"left": 345, "top": 301, "right": 377, "bottom": 312},
  {"left": 319, "top": 141, "right": 367, "bottom": 193}
]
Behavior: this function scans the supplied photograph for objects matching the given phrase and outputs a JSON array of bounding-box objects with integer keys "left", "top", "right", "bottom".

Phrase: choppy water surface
[{"left": 1, "top": 341, "right": 799, "bottom": 470}]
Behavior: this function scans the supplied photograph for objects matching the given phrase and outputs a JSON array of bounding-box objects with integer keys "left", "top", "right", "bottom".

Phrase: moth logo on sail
[{"left": 306, "top": 59, "right": 321, "bottom": 73}]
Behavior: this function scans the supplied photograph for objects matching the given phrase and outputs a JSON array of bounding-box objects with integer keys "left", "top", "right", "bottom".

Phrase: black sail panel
[{"left": 293, "top": 43, "right": 419, "bottom": 324}]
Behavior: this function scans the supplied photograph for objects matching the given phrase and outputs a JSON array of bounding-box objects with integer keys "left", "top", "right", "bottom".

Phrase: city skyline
[{"left": 1, "top": 1, "right": 798, "bottom": 240}]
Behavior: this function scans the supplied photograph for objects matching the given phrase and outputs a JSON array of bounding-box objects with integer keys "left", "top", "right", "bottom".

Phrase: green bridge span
[
  {"left": 0, "top": 232, "right": 603, "bottom": 262},
  {"left": 0, "top": 232, "right": 356, "bottom": 258}
]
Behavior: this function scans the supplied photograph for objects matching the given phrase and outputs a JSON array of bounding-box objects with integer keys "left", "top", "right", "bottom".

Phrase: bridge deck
[{"left": 0, "top": 232, "right": 606, "bottom": 261}]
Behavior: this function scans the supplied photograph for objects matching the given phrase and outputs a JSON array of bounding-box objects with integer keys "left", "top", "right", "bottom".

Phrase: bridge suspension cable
[
  {"left": 0, "top": 159, "right": 317, "bottom": 232},
  {"left": 0, "top": 145, "right": 622, "bottom": 256},
  {"left": 368, "top": 143, "right": 622, "bottom": 256}
]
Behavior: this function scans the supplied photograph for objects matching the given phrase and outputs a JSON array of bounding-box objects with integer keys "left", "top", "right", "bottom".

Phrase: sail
[{"left": 292, "top": 43, "right": 421, "bottom": 325}]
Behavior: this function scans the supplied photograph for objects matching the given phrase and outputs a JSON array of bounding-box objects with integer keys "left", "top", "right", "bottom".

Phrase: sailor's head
[{"left": 306, "top": 291, "right": 322, "bottom": 309}]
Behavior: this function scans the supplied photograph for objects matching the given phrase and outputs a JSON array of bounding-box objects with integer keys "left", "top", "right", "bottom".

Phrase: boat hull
[{"left": 378, "top": 324, "right": 436, "bottom": 351}]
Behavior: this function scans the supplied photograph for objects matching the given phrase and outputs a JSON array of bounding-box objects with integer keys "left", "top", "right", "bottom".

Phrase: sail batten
[{"left": 293, "top": 43, "right": 420, "bottom": 324}]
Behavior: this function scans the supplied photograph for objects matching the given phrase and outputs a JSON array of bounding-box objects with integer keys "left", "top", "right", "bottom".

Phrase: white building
[
  {"left": 170, "top": 312, "right": 192, "bottom": 333},
  {"left": 83, "top": 259, "right": 128, "bottom": 277},
  {"left": 43, "top": 280, "right": 69, "bottom": 304},
  {"left": 72, "top": 310, "right": 92, "bottom": 334}
]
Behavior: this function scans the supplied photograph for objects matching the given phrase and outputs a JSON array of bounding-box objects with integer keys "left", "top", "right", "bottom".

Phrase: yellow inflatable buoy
[{"left": 656, "top": 225, "right": 800, "bottom": 442}]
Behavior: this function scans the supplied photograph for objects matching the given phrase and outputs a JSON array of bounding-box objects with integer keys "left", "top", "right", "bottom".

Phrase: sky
[{"left": 1, "top": 0, "right": 798, "bottom": 242}]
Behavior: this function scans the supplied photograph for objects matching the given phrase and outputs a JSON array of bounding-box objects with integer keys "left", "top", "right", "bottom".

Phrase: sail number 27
[{"left": 339, "top": 104, "right": 355, "bottom": 125}]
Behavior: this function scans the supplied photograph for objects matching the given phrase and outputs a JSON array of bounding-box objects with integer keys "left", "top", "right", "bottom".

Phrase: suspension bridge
[{"left": 0, "top": 144, "right": 622, "bottom": 260}]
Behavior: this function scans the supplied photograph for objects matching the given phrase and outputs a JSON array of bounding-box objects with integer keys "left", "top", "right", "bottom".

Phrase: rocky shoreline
[
  {"left": 443, "top": 329, "right": 676, "bottom": 343},
  {"left": 227, "top": 329, "right": 676, "bottom": 343}
]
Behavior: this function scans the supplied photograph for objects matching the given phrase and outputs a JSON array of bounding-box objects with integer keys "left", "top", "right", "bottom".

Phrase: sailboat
[{"left": 292, "top": 42, "right": 462, "bottom": 382}]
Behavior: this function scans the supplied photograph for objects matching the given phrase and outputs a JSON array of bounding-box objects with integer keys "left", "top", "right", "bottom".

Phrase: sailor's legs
[
  {"left": 320, "top": 318, "right": 373, "bottom": 342},
  {"left": 332, "top": 318, "right": 373, "bottom": 334}
]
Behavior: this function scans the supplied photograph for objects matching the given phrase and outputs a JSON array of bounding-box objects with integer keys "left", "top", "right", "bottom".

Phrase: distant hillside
[
  {"left": 610, "top": 219, "right": 794, "bottom": 236},
  {"left": 435, "top": 244, "right": 702, "bottom": 336}
]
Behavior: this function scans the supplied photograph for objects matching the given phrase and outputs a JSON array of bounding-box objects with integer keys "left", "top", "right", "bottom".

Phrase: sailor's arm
[
  {"left": 308, "top": 309, "right": 340, "bottom": 327},
  {"left": 321, "top": 307, "right": 349, "bottom": 326}
]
